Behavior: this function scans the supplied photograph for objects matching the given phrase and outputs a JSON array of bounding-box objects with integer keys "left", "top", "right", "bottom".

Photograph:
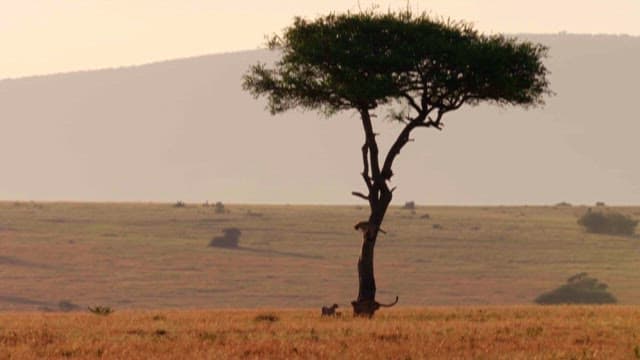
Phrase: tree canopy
[{"left": 243, "top": 11, "right": 550, "bottom": 118}]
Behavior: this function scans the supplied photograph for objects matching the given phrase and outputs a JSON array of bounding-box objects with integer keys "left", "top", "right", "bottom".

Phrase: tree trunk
[
  {"left": 352, "top": 198, "right": 391, "bottom": 317},
  {"left": 357, "top": 228, "right": 377, "bottom": 300}
]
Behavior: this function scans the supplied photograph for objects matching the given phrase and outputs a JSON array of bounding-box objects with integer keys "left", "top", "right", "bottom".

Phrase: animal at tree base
[
  {"left": 351, "top": 296, "right": 399, "bottom": 317},
  {"left": 321, "top": 304, "right": 339, "bottom": 316}
]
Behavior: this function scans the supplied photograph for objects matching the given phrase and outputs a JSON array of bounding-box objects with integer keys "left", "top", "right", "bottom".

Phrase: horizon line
[
  {"left": 1, "top": 200, "right": 637, "bottom": 207},
  {"left": 1, "top": 32, "right": 638, "bottom": 82}
]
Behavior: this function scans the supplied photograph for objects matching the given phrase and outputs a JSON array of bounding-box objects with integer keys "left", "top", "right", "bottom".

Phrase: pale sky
[{"left": 1, "top": 0, "right": 639, "bottom": 79}]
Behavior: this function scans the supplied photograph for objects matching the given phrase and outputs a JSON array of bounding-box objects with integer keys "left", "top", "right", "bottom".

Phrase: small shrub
[
  {"left": 254, "top": 313, "right": 279, "bottom": 322},
  {"left": 596, "top": 201, "right": 606, "bottom": 207},
  {"left": 88, "top": 306, "right": 114, "bottom": 316},
  {"left": 199, "top": 332, "right": 219, "bottom": 342},
  {"left": 535, "top": 273, "right": 616, "bottom": 305},
  {"left": 209, "top": 228, "right": 241, "bottom": 248},
  {"left": 555, "top": 202, "right": 572, "bottom": 207},
  {"left": 420, "top": 213, "right": 430, "bottom": 219},
  {"left": 578, "top": 210, "right": 638, "bottom": 236},
  {"left": 432, "top": 224, "right": 443, "bottom": 230},
  {"left": 214, "top": 202, "right": 225, "bottom": 214},
  {"left": 60, "top": 349, "right": 75, "bottom": 357},
  {"left": 246, "top": 210, "right": 263, "bottom": 217},
  {"left": 174, "top": 201, "right": 186, "bottom": 208},
  {"left": 403, "top": 201, "right": 416, "bottom": 210}
]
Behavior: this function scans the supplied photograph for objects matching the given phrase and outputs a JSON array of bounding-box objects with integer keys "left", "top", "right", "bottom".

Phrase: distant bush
[
  {"left": 432, "top": 224, "right": 443, "bottom": 230},
  {"left": 535, "top": 273, "right": 616, "bottom": 305},
  {"left": 555, "top": 202, "right": 572, "bottom": 207},
  {"left": 577, "top": 210, "right": 638, "bottom": 236},
  {"left": 420, "top": 213, "right": 430, "bottom": 219},
  {"left": 174, "top": 201, "right": 186, "bottom": 208},
  {"left": 403, "top": 201, "right": 416, "bottom": 210},
  {"left": 209, "top": 228, "right": 241, "bottom": 248},
  {"left": 214, "top": 201, "right": 225, "bottom": 214},
  {"left": 88, "top": 305, "right": 114, "bottom": 316},
  {"left": 595, "top": 201, "right": 606, "bottom": 207},
  {"left": 246, "top": 210, "right": 263, "bottom": 217}
]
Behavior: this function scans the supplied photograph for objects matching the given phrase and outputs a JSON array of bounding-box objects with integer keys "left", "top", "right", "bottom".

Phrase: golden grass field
[
  {"left": 3, "top": 306, "right": 640, "bottom": 359},
  {"left": 1, "top": 202, "right": 639, "bottom": 310}
]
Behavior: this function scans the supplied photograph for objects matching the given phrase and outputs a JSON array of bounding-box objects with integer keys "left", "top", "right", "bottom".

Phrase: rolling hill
[{"left": 1, "top": 34, "right": 639, "bottom": 205}]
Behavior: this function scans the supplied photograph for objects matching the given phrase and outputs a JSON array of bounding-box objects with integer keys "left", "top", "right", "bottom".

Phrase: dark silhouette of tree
[{"left": 243, "top": 11, "right": 550, "bottom": 316}]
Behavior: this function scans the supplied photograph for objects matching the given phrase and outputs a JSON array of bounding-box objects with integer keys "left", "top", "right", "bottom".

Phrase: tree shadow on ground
[
  {"left": 0, "top": 295, "right": 49, "bottom": 307},
  {"left": 233, "top": 246, "right": 323, "bottom": 260},
  {"left": 0, "top": 255, "right": 51, "bottom": 269},
  {"left": 208, "top": 228, "right": 322, "bottom": 259}
]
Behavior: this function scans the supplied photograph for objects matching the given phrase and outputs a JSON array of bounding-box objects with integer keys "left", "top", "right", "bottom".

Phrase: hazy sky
[{"left": 2, "top": 0, "right": 639, "bottom": 79}]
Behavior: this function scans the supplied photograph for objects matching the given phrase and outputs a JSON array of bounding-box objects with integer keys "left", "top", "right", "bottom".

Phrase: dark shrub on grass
[
  {"left": 214, "top": 201, "right": 225, "bottom": 214},
  {"left": 254, "top": 313, "right": 279, "bottom": 322},
  {"left": 209, "top": 228, "right": 241, "bottom": 248},
  {"left": 577, "top": 210, "right": 638, "bottom": 236},
  {"left": 88, "top": 305, "right": 114, "bottom": 315},
  {"left": 535, "top": 272, "right": 616, "bottom": 305},
  {"left": 555, "top": 201, "right": 572, "bottom": 207},
  {"left": 403, "top": 201, "right": 416, "bottom": 210}
]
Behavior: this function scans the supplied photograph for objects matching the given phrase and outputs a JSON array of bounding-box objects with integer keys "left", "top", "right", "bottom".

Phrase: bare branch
[
  {"left": 351, "top": 191, "right": 370, "bottom": 201},
  {"left": 421, "top": 110, "right": 445, "bottom": 129},
  {"left": 361, "top": 144, "right": 373, "bottom": 192},
  {"left": 444, "top": 94, "right": 468, "bottom": 111},
  {"left": 401, "top": 93, "right": 422, "bottom": 114},
  {"left": 381, "top": 112, "right": 427, "bottom": 182},
  {"left": 359, "top": 109, "right": 381, "bottom": 181}
]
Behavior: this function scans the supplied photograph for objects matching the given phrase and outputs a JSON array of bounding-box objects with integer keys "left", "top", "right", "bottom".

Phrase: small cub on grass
[{"left": 321, "top": 304, "right": 339, "bottom": 316}]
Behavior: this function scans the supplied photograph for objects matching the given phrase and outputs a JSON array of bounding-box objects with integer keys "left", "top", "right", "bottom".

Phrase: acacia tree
[{"left": 243, "top": 11, "right": 550, "bottom": 316}]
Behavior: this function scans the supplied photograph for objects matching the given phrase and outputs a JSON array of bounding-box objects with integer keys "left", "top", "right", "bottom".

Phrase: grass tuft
[{"left": 254, "top": 313, "right": 279, "bottom": 322}]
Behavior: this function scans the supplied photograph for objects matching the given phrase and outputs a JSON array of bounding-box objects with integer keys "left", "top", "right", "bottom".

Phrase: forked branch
[{"left": 351, "top": 191, "right": 370, "bottom": 201}]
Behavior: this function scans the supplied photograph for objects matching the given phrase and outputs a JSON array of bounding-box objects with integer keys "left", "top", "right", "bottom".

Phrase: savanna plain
[{"left": 2, "top": 202, "right": 640, "bottom": 358}]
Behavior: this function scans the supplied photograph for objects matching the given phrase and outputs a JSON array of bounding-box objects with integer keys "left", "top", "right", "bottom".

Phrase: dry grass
[
  {"left": 2, "top": 306, "right": 640, "bottom": 359},
  {"left": 2, "top": 202, "right": 640, "bottom": 358},
  {"left": 1, "top": 202, "right": 640, "bottom": 310}
]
